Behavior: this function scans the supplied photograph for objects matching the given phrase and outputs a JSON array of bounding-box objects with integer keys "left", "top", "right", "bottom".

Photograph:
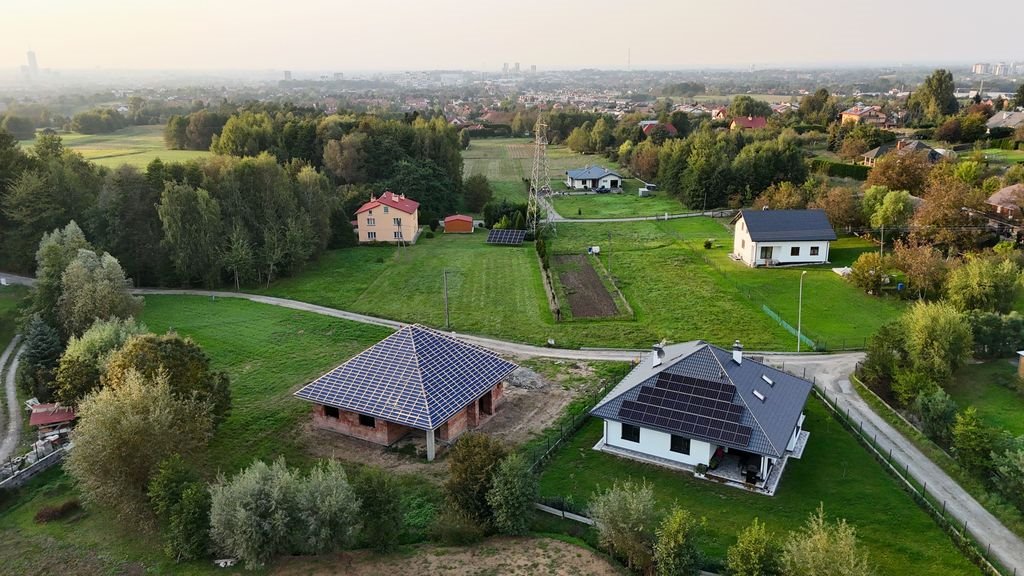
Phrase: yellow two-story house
[{"left": 355, "top": 191, "right": 420, "bottom": 244}]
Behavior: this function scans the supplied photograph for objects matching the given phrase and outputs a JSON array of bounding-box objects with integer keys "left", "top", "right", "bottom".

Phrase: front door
[{"left": 759, "top": 246, "right": 773, "bottom": 261}]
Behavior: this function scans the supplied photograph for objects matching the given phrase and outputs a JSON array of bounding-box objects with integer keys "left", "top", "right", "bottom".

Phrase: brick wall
[{"left": 312, "top": 405, "right": 411, "bottom": 445}]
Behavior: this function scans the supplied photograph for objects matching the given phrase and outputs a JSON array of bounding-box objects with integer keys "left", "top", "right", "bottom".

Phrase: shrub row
[{"left": 808, "top": 158, "right": 871, "bottom": 180}]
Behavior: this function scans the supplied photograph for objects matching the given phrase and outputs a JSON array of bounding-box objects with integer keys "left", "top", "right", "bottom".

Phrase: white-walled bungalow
[
  {"left": 591, "top": 340, "right": 812, "bottom": 494},
  {"left": 731, "top": 209, "right": 836, "bottom": 267},
  {"left": 565, "top": 166, "right": 622, "bottom": 190}
]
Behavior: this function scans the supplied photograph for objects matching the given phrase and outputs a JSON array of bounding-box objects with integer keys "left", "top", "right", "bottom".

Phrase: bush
[
  {"left": 165, "top": 484, "right": 211, "bottom": 562},
  {"left": 703, "top": 239, "right": 713, "bottom": 249},
  {"left": 444, "top": 433, "right": 507, "bottom": 527},
  {"left": 849, "top": 252, "right": 890, "bottom": 295},
  {"left": 428, "top": 506, "right": 485, "bottom": 546},
  {"left": 486, "top": 452, "right": 537, "bottom": 536},
  {"left": 654, "top": 506, "right": 704, "bottom": 576},
  {"left": 353, "top": 468, "right": 403, "bottom": 551},
  {"left": 726, "top": 518, "right": 782, "bottom": 576},
  {"left": 33, "top": 499, "right": 81, "bottom": 523},
  {"left": 424, "top": 231, "right": 435, "bottom": 239},
  {"left": 590, "top": 479, "right": 657, "bottom": 572},
  {"left": 781, "top": 506, "right": 873, "bottom": 576},
  {"left": 428, "top": 218, "right": 439, "bottom": 232},
  {"left": 808, "top": 158, "right": 870, "bottom": 180}
]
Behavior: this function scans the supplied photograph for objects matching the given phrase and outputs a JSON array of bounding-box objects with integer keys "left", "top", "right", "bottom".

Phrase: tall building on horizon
[
  {"left": 502, "top": 62, "right": 509, "bottom": 74},
  {"left": 26, "top": 50, "right": 38, "bottom": 75},
  {"left": 530, "top": 64, "right": 536, "bottom": 74},
  {"left": 971, "top": 63, "right": 988, "bottom": 75},
  {"left": 284, "top": 70, "right": 292, "bottom": 81},
  {"left": 514, "top": 62, "right": 520, "bottom": 73}
]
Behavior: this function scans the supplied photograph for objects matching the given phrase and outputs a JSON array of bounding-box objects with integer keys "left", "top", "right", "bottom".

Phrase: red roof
[
  {"left": 355, "top": 191, "right": 419, "bottom": 215},
  {"left": 29, "top": 404, "right": 76, "bottom": 427},
  {"left": 731, "top": 116, "right": 768, "bottom": 129},
  {"left": 444, "top": 214, "right": 473, "bottom": 223},
  {"left": 642, "top": 123, "right": 678, "bottom": 136}
]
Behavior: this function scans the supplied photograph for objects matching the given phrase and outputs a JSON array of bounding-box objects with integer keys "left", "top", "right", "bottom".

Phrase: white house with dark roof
[
  {"left": 294, "top": 324, "right": 518, "bottom": 461},
  {"left": 565, "top": 166, "right": 622, "bottom": 190},
  {"left": 591, "top": 340, "right": 812, "bottom": 494},
  {"left": 731, "top": 209, "right": 836, "bottom": 267}
]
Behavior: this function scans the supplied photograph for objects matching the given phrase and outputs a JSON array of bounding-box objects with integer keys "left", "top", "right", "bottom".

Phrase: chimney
[
  {"left": 652, "top": 343, "right": 666, "bottom": 368},
  {"left": 896, "top": 139, "right": 906, "bottom": 151},
  {"left": 370, "top": 194, "right": 376, "bottom": 201},
  {"left": 732, "top": 340, "right": 743, "bottom": 365}
]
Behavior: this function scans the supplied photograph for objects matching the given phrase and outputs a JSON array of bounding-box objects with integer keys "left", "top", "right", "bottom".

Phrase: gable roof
[
  {"left": 735, "top": 209, "right": 837, "bottom": 242},
  {"left": 444, "top": 214, "right": 473, "bottom": 223},
  {"left": 566, "top": 166, "right": 622, "bottom": 181},
  {"left": 987, "top": 183, "right": 1024, "bottom": 209},
  {"left": 987, "top": 111, "right": 1024, "bottom": 130},
  {"left": 355, "top": 191, "right": 419, "bottom": 215},
  {"left": 294, "top": 325, "right": 518, "bottom": 430},
  {"left": 641, "top": 122, "right": 678, "bottom": 136},
  {"left": 841, "top": 105, "right": 884, "bottom": 117},
  {"left": 591, "top": 341, "right": 812, "bottom": 458},
  {"left": 730, "top": 116, "right": 767, "bottom": 129},
  {"left": 29, "top": 403, "right": 76, "bottom": 427}
]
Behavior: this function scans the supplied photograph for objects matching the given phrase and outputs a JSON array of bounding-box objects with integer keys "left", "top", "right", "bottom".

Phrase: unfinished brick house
[{"left": 294, "top": 324, "right": 518, "bottom": 460}]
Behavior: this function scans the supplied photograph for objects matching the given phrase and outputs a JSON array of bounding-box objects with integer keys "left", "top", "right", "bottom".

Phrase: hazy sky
[{"left": 2, "top": 0, "right": 1019, "bottom": 71}]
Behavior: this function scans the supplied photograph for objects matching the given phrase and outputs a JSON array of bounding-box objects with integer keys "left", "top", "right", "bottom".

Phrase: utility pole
[
  {"left": 607, "top": 231, "right": 612, "bottom": 277},
  {"left": 443, "top": 269, "right": 450, "bottom": 329},
  {"left": 880, "top": 223, "right": 885, "bottom": 257},
  {"left": 797, "top": 271, "right": 807, "bottom": 352}
]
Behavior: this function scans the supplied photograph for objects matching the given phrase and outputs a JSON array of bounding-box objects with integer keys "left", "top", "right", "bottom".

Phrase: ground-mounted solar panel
[{"left": 486, "top": 229, "right": 527, "bottom": 246}]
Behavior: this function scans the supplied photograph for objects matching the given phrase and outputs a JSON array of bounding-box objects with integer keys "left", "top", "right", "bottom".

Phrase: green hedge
[{"left": 808, "top": 158, "right": 871, "bottom": 180}]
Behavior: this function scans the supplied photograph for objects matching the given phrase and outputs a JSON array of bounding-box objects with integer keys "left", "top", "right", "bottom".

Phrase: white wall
[
  {"left": 749, "top": 240, "right": 830, "bottom": 266},
  {"left": 733, "top": 222, "right": 755, "bottom": 266},
  {"left": 603, "top": 420, "right": 712, "bottom": 467}
]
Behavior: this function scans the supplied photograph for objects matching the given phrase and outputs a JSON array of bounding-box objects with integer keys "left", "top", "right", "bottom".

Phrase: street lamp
[{"left": 797, "top": 271, "right": 808, "bottom": 352}]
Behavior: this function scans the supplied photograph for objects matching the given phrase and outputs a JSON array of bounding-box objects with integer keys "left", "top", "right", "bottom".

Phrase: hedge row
[{"left": 808, "top": 158, "right": 871, "bottom": 180}]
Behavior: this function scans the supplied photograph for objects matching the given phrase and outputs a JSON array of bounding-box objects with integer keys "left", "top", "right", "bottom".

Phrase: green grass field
[
  {"left": 0, "top": 285, "right": 26, "bottom": 352},
  {"left": 949, "top": 361, "right": 1024, "bottom": 436},
  {"left": 538, "top": 401, "right": 980, "bottom": 575},
  {"left": 19, "top": 125, "right": 211, "bottom": 168},
  {"left": 259, "top": 218, "right": 901, "bottom": 351},
  {"left": 551, "top": 192, "right": 684, "bottom": 219},
  {"left": 981, "top": 148, "right": 1024, "bottom": 165}
]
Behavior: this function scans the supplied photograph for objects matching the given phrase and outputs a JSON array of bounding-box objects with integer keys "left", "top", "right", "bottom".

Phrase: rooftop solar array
[
  {"left": 617, "top": 372, "right": 754, "bottom": 448},
  {"left": 486, "top": 229, "right": 527, "bottom": 246},
  {"left": 294, "top": 325, "right": 519, "bottom": 430}
]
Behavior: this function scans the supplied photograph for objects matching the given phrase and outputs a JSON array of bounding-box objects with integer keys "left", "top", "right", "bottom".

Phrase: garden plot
[{"left": 551, "top": 254, "right": 620, "bottom": 319}]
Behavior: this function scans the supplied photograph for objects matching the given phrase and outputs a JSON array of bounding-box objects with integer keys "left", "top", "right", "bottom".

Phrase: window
[
  {"left": 670, "top": 435, "right": 690, "bottom": 455},
  {"left": 790, "top": 246, "right": 800, "bottom": 256},
  {"left": 358, "top": 414, "right": 376, "bottom": 428},
  {"left": 760, "top": 246, "right": 773, "bottom": 260},
  {"left": 393, "top": 231, "right": 403, "bottom": 239},
  {"left": 366, "top": 217, "right": 375, "bottom": 226},
  {"left": 393, "top": 217, "right": 402, "bottom": 226},
  {"left": 621, "top": 423, "right": 640, "bottom": 443},
  {"left": 323, "top": 406, "right": 339, "bottom": 419},
  {"left": 741, "top": 239, "right": 745, "bottom": 249},
  {"left": 810, "top": 246, "right": 820, "bottom": 256},
  {"left": 383, "top": 206, "right": 389, "bottom": 213},
  {"left": 367, "top": 231, "right": 377, "bottom": 240}
]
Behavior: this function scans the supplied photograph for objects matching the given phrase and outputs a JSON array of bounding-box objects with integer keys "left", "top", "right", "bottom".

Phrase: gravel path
[{"left": 0, "top": 336, "right": 23, "bottom": 463}]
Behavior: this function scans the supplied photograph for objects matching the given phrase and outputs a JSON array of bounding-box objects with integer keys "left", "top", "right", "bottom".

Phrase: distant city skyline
[{"left": 2, "top": 0, "right": 1021, "bottom": 72}]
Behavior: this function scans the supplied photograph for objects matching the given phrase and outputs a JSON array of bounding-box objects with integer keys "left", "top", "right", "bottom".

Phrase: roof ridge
[
  {"left": 405, "top": 325, "right": 435, "bottom": 429},
  {"left": 710, "top": 345, "right": 781, "bottom": 457}
]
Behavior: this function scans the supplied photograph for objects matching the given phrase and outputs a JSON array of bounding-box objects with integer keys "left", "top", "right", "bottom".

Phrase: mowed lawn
[
  {"left": 551, "top": 191, "right": 685, "bottom": 219},
  {"left": 539, "top": 401, "right": 980, "bottom": 575},
  {"left": 19, "top": 125, "right": 211, "bottom": 168},
  {"left": 140, "top": 295, "right": 394, "bottom": 471},
  {"left": 949, "top": 361, "right": 1024, "bottom": 436},
  {"left": 0, "top": 285, "right": 27, "bottom": 351}
]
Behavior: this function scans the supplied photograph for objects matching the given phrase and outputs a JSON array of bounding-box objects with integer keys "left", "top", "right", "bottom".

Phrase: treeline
[{"left": 70, "top": 108, "right": 130, "bottom": 134}]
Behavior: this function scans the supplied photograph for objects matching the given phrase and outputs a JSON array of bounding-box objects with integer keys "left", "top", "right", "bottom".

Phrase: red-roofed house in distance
[
  {"left": 29, "top": 403, "right": 77, "bottom": 436},
  {"left": 444, "top": 214, "right": 474, "bottom": 234},
  {"left": 641, "top": 122, "right": 678, "bottom": 138},
  {"left": 730, "top": 116, "right": 768, "bottom": 130},
  {"left": 354, "top": 191, "right": 420, "bottom": 244}
]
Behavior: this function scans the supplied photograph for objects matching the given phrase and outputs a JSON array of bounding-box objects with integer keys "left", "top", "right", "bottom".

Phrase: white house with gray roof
[
  {"left": 565, "top": 166, "right": 622, "bottom": 190},
  {"left": 591, "top": 340, "right": 811, "bottom": 494},
  {"left": 732, "top": 209, "right": 836, "bottom": 267}
]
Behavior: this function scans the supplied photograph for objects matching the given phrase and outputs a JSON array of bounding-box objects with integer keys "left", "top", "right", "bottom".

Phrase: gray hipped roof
[
  {"left": 566, "top": 166, "right": 622, "bottom": 180},
  {"left": 591, "top": 341, "right": 812, "bottom": 458},
  {"left": 295, "top": 325, "right": 519, "bottom": 430},
  {"left": 736, "top": 209, "right": 837, "bottom": 242}
]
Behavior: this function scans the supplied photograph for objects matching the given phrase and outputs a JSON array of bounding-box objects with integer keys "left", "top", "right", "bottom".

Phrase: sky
[{"left": 1, "top": 0, "right": 1019, "bottom": 72}]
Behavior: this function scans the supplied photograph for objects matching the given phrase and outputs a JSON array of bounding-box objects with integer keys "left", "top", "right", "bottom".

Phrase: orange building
[{"left": 444, "top": 214, "right": 474, "bottom": 233}]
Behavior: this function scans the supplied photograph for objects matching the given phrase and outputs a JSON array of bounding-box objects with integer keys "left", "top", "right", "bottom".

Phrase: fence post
[{"left": 942, "top": 500, "right": 946, "bottom": 516}]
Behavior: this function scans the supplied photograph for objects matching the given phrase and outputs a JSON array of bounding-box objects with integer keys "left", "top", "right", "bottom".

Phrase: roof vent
[
  {"left": 652, "top": 343, "right": 666, "bottom": 368},
  {"left": 761, "top": 374, "right": 774, "bottom": 387},
  {"left": 753, "top": 389, "right": 766, "bottom": 402},
  {"left": 732, "top": 340, "right": 743, "bottom": 365}
]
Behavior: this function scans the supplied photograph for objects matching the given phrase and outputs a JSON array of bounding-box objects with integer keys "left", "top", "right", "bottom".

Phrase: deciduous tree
[
  {"left": 654, "top": 506, "right": 704, "bottom": 576},
  {"left": 444, "top": 433, "right": 507, "bottom": 526},
  {"left": 781, "top": 506, "right": 874, "bottom": 576},
  {"left": 590, "top": 480, "right": 657, "bottom": 572},
  {"left": 945, "top": 256, "right": 1021, "bottom": 313},
  {"left": 726, "top": 518, "right": 782, "bottom": 576},
  {"left": 902, "top": 301, "right": 972, "bottom": 383},
  {"left": 486, "top": 452, "right": 537, "bottom": 536},
  {"left": 865, "top": 152, "right": 932, "bottom": 195},
  {"left": 57, "top": 249, "right": 143, "bottom": 339},
  {"left": 463, "top": 174, "right": 494, "bottom": 213},
  {"left": 54, "top": 317, "right": 147, "bottom": 404}
]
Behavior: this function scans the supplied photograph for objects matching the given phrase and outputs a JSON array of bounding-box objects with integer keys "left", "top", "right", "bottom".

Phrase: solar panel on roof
[{"left": 486, "top": 229, "right": 527, "bottom": 246}]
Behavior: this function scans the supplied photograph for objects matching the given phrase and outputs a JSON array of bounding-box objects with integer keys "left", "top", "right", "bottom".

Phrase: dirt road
[{"left": 0, "top": 336, "right": 23, "bottom": 463}]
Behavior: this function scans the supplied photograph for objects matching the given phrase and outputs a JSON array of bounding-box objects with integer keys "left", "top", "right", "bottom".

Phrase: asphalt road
[{"left": 3, "top": 271, "right": 1023, "bottom": 571}]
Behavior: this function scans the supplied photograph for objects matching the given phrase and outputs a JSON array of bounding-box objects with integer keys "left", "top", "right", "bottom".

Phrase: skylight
[
  {"left": 761, "top": 374, "right": 774, "bottom": 387},
  {"left": 752, "top": 389, "right": 766, "bottom": 402}
]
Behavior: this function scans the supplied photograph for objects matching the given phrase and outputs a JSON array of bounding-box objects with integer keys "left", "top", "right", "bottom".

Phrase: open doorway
[{"left": 478, "top": 390, "right": 493, "bottom": 416}]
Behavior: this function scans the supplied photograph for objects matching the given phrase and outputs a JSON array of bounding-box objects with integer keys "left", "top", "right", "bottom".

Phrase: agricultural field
[
  {"left": 538, "top": 401, "right": 981, "bottom": 575},
  {"left": 18, "top": 125, "right": 211, "bottom": 168},
  {"left": 948, "top": 361, "right": 1024, "bottom": 436}
]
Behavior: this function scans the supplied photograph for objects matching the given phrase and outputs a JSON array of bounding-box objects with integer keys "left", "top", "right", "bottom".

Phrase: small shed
[
  {"left": 28, "top": 403, "right": 77, "bottom": 435},
  {"left": 444, "top": 214, "right": 474, "bottom": 234}
]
